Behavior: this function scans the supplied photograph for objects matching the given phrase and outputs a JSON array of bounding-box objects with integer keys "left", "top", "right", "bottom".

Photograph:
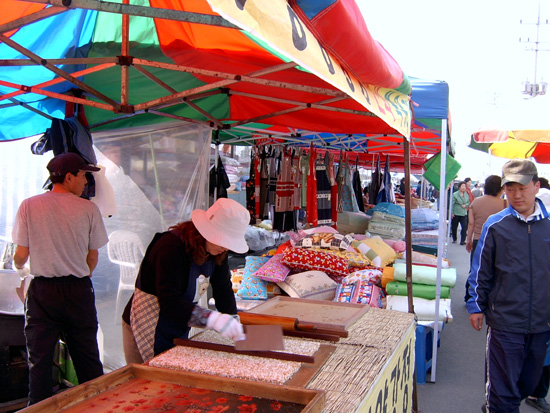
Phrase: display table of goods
[{"left": 20, "top": 298, "right": 415, "bottom": 412}]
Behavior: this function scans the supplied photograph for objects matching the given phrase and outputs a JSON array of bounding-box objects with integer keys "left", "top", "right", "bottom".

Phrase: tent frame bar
[{"left": 18, "top": 0, "right": 239, "bottom": 29}]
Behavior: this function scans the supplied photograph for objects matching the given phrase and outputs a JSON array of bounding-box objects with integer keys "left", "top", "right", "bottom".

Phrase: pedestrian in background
[{"left": 451, "top": 181, "right": 470, "bottom": 245}]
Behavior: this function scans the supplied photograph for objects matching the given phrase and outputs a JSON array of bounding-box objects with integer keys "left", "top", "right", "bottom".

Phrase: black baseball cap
[{"left": 47, "top": 153, "right": 100, "bottom": 177}]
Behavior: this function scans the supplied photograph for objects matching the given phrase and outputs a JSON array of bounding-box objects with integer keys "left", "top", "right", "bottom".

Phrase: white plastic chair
[{"left": 108, "top": 230, "right": 145, "bottom": 323}]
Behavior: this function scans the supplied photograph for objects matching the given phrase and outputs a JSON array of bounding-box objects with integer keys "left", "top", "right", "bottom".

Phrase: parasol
[{"left": 469, "top": 129, "right": 550, "bottom": 164}]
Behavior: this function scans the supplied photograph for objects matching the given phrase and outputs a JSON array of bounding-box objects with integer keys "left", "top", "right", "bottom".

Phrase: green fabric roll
[
  {"left": 385, "top": 281, "right": 450, "bottom": 300},
  {"left": 393, "top": 263, "right": 457, "bottom": 288}
]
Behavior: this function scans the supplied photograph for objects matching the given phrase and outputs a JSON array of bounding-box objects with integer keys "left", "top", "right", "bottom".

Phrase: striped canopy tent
[
  {"left": 215, "top": 77, "right": 452, "bottom": 167},
  {"left": 0, "top": 0, "right": 412, "bottom": 143}
]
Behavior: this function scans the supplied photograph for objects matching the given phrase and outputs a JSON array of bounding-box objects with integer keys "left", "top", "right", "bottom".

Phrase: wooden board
[
  {"left": 247, "top": 296, "right": 369, "bottom": 331},
  {"left": 19, "top": 364, "right": 325, "bottom": 413}
]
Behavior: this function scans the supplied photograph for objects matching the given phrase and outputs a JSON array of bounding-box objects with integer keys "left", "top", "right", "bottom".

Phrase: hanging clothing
[
  {"left": 258, "top": 147, "right": 269, "bottom": 220},
  {"left": 369, "top": 155, "right": 382, "bottom": 205},
  {"left": 291, "top": 151, "right": 302, "bottom": 211},
  {"left": 306, "top": 146, "right": 318, "bottom": 227},
  {"left": 352, "top": 158, "right": 365, "bottom": 212},
  {"left": 339, "top": 159, "right": 360, "bottom": 213},
  {"left": 245, "top": 151, "right": 257, "bottom": 223},
  {"left": 316, "top": 152, "right": 332, "bottom": 226},
  {"left": 273, "top": 149, "right": 296, "bottom": 232},
  {"left": 300, "top": 152, "right": 310, "bottom": 209},
  {"left": 325, "top": 151, "right": 338, "bottom": 228}
]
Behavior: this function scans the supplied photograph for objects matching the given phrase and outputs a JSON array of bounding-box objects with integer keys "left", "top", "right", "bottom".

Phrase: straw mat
[{"left": 307, "top": 307, "right": 415, "bottom": 412}]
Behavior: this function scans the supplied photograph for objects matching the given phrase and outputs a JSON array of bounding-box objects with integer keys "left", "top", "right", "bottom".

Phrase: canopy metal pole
[
  {"left": 403, "top": 136, "right": 418, "bottom": 412},
  {"left": 121, "top": 0, "right": 129, "bottom": 106},
  {"left": 430, "top": 119, "right": 448, "bottom": 382}
]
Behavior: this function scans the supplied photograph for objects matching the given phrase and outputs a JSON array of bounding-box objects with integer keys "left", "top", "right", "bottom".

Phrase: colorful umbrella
[
  {"left": 0, "top": 0, "right": 411, "bottom": 142},
  {"left": 469, "top": 129, "right": 550, "bottom": 164}
]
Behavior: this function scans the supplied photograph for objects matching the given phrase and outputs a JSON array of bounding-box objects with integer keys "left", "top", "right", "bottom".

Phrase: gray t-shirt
[{"left": 12, "top": 191, "right": 108, "bottom": 278}]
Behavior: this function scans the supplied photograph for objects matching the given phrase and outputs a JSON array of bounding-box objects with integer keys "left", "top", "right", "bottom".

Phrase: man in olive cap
[{"left": 466, "top": 159, "right": 550, "bottom": 412}]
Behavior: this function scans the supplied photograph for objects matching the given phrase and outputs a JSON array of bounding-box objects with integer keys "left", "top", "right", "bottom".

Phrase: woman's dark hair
[
  {"left": 484, "top": 175, "right": 503, "bottom": 196},
  {"left": 539, "top": 177, "right": 550, "bottom": 189},
  {"left": 169, "top": 221, "right": 227, "bottom": 266},
  {"left": 457, "top": 181, "right": 466, "bottom": 189}
]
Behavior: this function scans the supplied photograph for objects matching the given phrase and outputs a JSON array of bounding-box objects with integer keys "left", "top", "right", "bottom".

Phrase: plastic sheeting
[{"left": 0, "top": 121, "right": 211, "bottom": 371}]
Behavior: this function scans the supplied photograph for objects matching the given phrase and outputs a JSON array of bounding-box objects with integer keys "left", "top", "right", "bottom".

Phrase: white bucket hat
[{"left": 191, "top": 198, "right": 250, "bottom": 253}]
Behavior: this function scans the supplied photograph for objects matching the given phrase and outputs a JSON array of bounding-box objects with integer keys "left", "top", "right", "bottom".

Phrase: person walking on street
[
  {"left": 12, "top": 153, "right": 108, "bottom": 405},
  {"left": 451, "top": 181, "right": 470, "bottom": 245},
  {"left": 463, "top": 175, "right": 507, "bottom": 302},
  {"left": 466, "top": 159, "right": 550, "bottom": 413}
]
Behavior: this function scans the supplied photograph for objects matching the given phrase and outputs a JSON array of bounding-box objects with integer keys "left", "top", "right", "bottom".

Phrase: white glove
[
  {"left": 15, "top": 266, "right": 30, "bottom": 280},
  {"left": 206, "top": 311, "right": 245, "bottom": 341}
]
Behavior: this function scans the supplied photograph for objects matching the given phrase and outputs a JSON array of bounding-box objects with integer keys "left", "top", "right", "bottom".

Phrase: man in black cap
[
  {"left": 12, "top": 152, "right": 108, "bottom": 405},
  {"left": 466, "top": 159, "right": 550, "bottom": 413}
]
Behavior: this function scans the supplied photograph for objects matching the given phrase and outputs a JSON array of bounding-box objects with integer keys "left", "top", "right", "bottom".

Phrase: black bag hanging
[
  {"left": 31, "top": 117, "right": 97, "bottom": 199},
  {"left": 352, "top": 156, "right": 365, "bottom": 212}
]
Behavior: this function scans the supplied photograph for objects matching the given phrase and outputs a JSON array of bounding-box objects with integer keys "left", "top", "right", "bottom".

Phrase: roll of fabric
[
  {"left": 392, "top": 263, "right": 456, "bottom": 288},
  {"left": 385, "top": 281, "right": 450, "bottom": 300},
  {"left": 381, "top": 266, "right": 394, "bottom": 288},
  {"left": 386, "top": 295, "right": 453, "bottom": 323}
]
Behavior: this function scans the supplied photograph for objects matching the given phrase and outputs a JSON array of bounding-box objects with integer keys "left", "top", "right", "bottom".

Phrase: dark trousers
[
  {"left": 451, "top": 214, "right": 467, "bottom": 243},
  {"left": 531, "top": 364, "right": 550, "bottom": 399},
  {"left": 486, "top": 328, "right": 550, "bottom": 413},
  {"left": 25, "top": 276, "right": 103, "bottom": 405}
]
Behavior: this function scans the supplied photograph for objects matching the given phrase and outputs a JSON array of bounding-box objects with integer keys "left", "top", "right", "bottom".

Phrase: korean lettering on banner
[
  {"left": 359, "top": 323, "right": 414, "bottom": 413},
  {"left": 207, "top": 0, "right": 411, "bottom": 138}
]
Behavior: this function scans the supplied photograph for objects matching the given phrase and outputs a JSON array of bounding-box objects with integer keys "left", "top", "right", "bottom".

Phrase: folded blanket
[{"left": 386, "top": 295, "right": 453, "bottom": 323}]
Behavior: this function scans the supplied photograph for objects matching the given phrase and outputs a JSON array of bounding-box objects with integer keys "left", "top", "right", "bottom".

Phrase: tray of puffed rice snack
[
  {"left": 19, "top": 364, "right": 325, "bottom": 413},
  {"left": 148, "top": 330, "right": 336, "bottom": 388}
]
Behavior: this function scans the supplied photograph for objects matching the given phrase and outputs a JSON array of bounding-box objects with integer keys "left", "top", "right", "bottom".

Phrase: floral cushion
[
  {"left": 281, "top": 247, "right": 349, "bottom": 278},
  {"left": 277, "top": 270, "right": 337, "bottom": 300},
  {"left": 236, "top": 256, "right": 270, "bottom": 299},
  {"left": 294, "top": 232, "right": 354, "bottom": 251},
  {"left": 253, "top": 254, "right": 291, "bottom": 283},
  {"left": 310, "top": 248, "right": 372, "bottom": 268},
  {"left": 347, "top": 268, "right": 383, "bottom": 285}
]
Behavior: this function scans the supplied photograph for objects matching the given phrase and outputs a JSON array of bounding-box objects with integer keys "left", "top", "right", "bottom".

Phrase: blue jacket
[{"left": 466, "top": 198, "right": 550, "bottom": 334}]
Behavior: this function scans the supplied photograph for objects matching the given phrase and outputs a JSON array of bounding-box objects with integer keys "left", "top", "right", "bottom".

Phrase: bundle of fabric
[
  {"left": 410, "top": 229, "right": 439, "bottom": 248},
  {"left": 381, "top": 263, "right": 456, "bottom": 321},
  {"left": 411, "top": 208, "right": 439, "bottom": 231},
  {"left": 366, "top": 202, "right": 405, "bottom": 240},
  {"left": 386, "top": 295, "right": 453, "bottom": 323},
  {"left": 398, "top": 251, "right": 451, "bottom": 268}
]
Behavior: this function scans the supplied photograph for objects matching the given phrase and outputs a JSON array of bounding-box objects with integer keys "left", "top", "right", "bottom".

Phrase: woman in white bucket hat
[{"left": 121, "top": 198, "right": 250, "bottom": 363}]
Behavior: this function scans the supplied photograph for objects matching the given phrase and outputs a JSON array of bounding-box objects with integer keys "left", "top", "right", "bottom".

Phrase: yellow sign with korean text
[{"left": 207, "top": 0, "right": 411, "bottom": 138}]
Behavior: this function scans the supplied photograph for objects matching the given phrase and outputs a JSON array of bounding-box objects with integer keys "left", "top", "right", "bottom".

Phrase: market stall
[{"left": 0, "top": 1, "right": 454, "bottom": 411}]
